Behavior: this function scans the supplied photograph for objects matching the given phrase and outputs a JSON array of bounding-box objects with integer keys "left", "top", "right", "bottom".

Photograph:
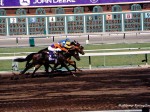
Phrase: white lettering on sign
[
  {"left": 125, "top": 13, "right": 132, "bottom": 19},
  {"left": 68, "top": 16, "right": 74, "bottom": 21},
  {"left": 49, "top": 17, "right": 56, "bottom": 22},
  {"left": 10, "top": 18, "right": 17, "bottom": 23},
  {"left": 90, "top": 0, "right": 98, "bottom": 3},
  {"left": 0, "top": 0, "right": 4, "bottom": 6},
  {"left": 33, "top": 0, "right": 52, "bottom": 4},
  {"left": 30, "top": 17, "right": 36, "bottom": 23},
  {"left": 88, "top": 16, "right": 93, "bottom": 20},
  {"left": 145, "top": 13, "right": 150, "bottom": 18},
  {"left": 20, "top": 0, "right": 30, "bottom": 6},
  {"left": 106, "top": 14, "right": 112, "bottom": 20},
  {"left": 33, "top": 0, "right": 76, "bottom": 4}
]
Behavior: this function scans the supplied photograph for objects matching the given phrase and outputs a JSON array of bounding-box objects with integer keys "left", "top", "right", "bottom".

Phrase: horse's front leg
[
  {"left": 51, "top": 62, "right": 59, "bottom": 72},
  {"left": 44, "top": 63, "right": 49, "bottom": 73},
  {"left": 31, "top": 64, "right": 42, "bottom": 78},
  {"left": 72, "top": 61, "right": 82, "bottom": 72},
  {"left": 62, "top": 62, "right": 77, "bottom": 77},
  {"left": 67, "top": 59, "right": 82, "bottom": 72},
  {"left": 20, "top": 63, "right": 33, "bottom": 75}
]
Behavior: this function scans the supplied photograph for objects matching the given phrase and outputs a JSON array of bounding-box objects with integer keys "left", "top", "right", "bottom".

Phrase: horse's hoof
[
  {"left": 49, "top": 74, "right": 54, "bottom": 78},
  {"left": 31, "top": 75, "right": 36, "bottom": 78},
  {"left": 10, "top": 73, "right": 19, "bottom": 80},
  {"left": 11, "top": 75, "right": 19, "bottom": 80},
  {"left": 72, "top": 74, "right": 78, "bottom": 77}
]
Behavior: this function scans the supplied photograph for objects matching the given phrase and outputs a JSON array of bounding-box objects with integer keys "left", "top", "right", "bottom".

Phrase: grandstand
[{"left": 0, "top": 0, "right": 150, "bottom": 37}]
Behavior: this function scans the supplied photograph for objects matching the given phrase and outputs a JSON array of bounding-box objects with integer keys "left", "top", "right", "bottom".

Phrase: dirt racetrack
[{"left": 0, "top": 67, "right": 150, "bottom": 112}]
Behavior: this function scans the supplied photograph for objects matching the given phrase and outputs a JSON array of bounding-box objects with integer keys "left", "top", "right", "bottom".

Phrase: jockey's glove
[{"left": 66, "top": 50, "right": 69, "bottom": 53}]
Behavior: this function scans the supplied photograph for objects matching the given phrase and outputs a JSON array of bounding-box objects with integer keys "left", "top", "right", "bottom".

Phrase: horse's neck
[{"left": 38, "top": 47, "right": 48, "bottom": 53}]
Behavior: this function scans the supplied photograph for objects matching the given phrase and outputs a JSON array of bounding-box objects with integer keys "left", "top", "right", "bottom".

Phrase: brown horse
[
  {"left": 25, "top": 40, "right": 84, "bottom": 73},
  {"left": 43, "top": 40, "right": 85, "bottom": 73},
  {"left": 14, "top": 41, "right": 84, "bottom": 77}
]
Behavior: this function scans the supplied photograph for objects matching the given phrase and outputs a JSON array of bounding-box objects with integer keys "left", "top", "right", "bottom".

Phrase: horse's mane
[{"left": 38, "top": 47, "right": 48, "bottom": 53}]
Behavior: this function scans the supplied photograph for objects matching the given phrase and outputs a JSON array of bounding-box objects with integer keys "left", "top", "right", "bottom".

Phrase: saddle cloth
[{"left": 48, "top": 51, "right": 56, "bottom": 61}]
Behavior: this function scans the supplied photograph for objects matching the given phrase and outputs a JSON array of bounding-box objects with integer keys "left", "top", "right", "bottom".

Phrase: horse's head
[
  {"left": 71, "top": 40, "right": 85, "bottom": 55},
  {"left": 73, "top": 50, "right": 81, "bottom": 61},
  {"left": 66, "top": 41, "right": 84, "bottom": 61},
  {"left": 67, "top": 47, "right": 80, "bottom": 61}
]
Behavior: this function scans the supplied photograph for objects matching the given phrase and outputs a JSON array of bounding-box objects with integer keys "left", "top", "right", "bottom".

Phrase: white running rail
[
  {"left": 1, "top": 50, "right": 150, "bottom": 60},
  {"left": 0, "top": 50, "right": 150, "bottom": 70}
]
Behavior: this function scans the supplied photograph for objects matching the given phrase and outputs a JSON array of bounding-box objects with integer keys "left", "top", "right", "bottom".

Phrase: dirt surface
[{"left": 0, "top": 67, "right": 150, "bottom": 112}]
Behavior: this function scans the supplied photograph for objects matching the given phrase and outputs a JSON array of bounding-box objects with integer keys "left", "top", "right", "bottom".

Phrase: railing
[
  {"left": 82, "top": 50, "right": 150, "bottom": 69},
  {"left": 0, "top": 50, "right": 150, "bottom": 72},
  {"left": 0, "top": 10, "right": 150, "bottom": 38}
]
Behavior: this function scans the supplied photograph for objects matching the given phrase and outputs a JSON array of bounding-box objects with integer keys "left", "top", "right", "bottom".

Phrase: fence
[
  {"left": 0, "top": 50, "right": 150, "bottom": 72},
  {"left": 81, "top": 50, "right": 150, "bottom": 69},
  {"left": 0, "top": 10, "right": 150, "bottom": 37}
]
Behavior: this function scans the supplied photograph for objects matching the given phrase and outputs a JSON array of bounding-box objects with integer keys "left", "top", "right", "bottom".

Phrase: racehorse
[
  {"left": 14, "top": 41, "right": 84, "bottom": 77},
  {"left": 41, "top": 40, "right": 85, "bottom": 73},
  {"left": 49, "top": 42, "right": 84, "bottom": 72},
  {"left": 25, "top": 40, "right": 84, "bottom": 73}
]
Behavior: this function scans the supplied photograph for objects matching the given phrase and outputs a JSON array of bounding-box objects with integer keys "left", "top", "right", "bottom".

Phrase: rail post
[
  {"left": 142, "top": 54, "right": 148, "bottom": 65},
  {"left": 86, "top": 35, "right": 90, "bottom": 44},
  {"left": 16, "top": 37, "right": 18, "bottom": 47},
  {"left": 53, "top": 36, "right": 54, "bottom": 42},
  {"left": 89, "top": 56, "right": 91, "bottom": 69},
  {"left": 123, "top": 33, "right": 125, "bottom": 39},
  {"left": 144, "top": 54, "right": 148, "bottom": 65}
]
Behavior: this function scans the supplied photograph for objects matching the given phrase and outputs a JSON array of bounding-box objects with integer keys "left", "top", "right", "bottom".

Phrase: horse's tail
[
  {"left": 14, "top": 53, "right": 37, "bottom": 62},
  {"left": 14, "top": 58, "right": 27, "bottom": 62},
  {"left": 26, "top": 53, "right": 37, "bottom": 61}
]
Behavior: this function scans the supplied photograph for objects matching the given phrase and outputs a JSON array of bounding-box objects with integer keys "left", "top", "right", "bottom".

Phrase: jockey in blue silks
[{"left": 58, "top": 38, "right": 71, "bottom": 49}]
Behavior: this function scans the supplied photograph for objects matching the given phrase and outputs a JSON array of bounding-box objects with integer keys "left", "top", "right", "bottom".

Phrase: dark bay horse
[
  {"left": 14, "top": 41, "right": 84, "bottom": 77},
  {"left": 24, "top": 41, "right": 84, "bottom": 73},
  {"left": 43, "top": 41, "right": 85, "bottom": 73}
]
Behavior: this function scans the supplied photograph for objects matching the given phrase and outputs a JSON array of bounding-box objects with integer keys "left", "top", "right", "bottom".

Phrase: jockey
[
  {"left": 58, "top": 38, "right": 71, "bottom": 48},
  {"left": 47, "top": 43, "right": 69, "bottom": 61}
]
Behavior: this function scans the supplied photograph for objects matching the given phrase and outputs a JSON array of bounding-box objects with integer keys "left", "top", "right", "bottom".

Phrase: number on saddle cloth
[{"left": 49, "top": 51, "right": 56, "bottom": 61}]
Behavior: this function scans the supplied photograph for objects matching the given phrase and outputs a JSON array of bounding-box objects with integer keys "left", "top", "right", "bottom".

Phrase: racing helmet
[
  {"left": 64, "top": 41, "right": 72, "bottom": 49},
  {"left": 65, "top": 38, "right": 70, "bottom": 42}
]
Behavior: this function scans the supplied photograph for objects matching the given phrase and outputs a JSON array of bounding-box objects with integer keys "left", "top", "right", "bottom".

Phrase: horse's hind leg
[
  {"left": 44, "top": 63, "right": 49, "bottom": 73},
  {"left": 19, "top": 63, "right": 34, "bottom": 78},
  {"left": 11, "top": 64, "right": 32, "bottom": 80}
]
